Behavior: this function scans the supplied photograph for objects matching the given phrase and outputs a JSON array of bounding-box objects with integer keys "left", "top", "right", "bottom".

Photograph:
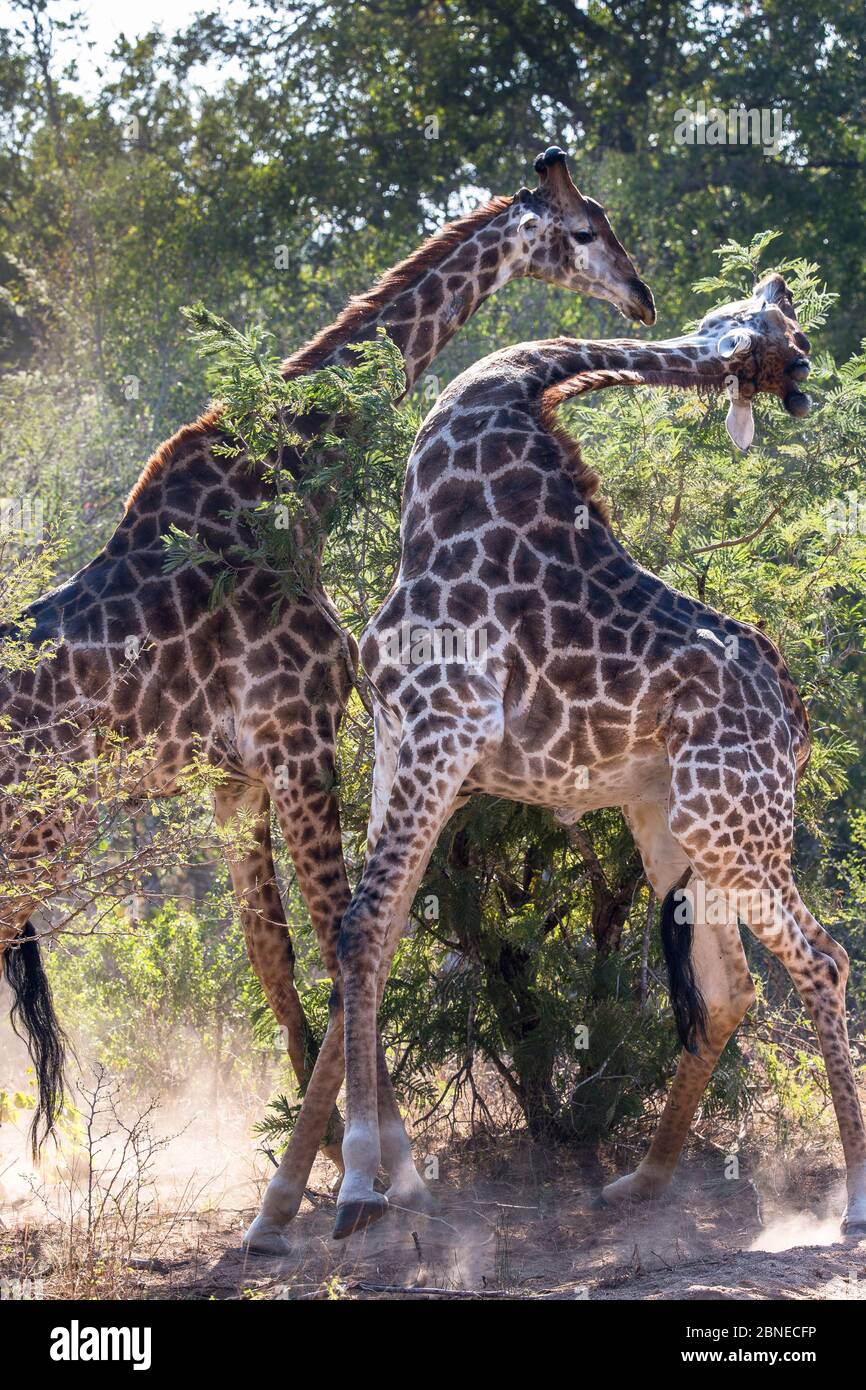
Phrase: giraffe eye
[{"left": 573, "top": 229, "right": 595, "bottom": 245}]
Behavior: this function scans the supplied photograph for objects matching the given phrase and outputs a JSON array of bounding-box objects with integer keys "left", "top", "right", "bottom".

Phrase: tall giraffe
[
  {"left": 0, "top": 150, "right": 654, "bottom": 1180},
  {"left": 247, "top": 274, "right": 865, "bottom": 1246}
]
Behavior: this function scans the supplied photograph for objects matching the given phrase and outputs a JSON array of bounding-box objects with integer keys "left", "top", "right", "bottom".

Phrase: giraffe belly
[{"left": 462, "top": 741, "right": 672, "bottom": 812}]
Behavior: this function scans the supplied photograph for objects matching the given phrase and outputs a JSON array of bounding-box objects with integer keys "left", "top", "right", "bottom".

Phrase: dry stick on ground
[{"left": 343, "top": 1279, "right": 592, "bottom": 1299}]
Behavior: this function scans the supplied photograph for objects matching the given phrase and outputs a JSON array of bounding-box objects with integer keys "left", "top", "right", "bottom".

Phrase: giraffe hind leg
[
  {"left": 215, "top": 782, "right": 345, "bottom": 1173},
  {"left": 603, "top": 801, "right": 756, "bottom": 1206},
  {"left": 659, "top": 743, "right": 866, "bottom": 1235}
]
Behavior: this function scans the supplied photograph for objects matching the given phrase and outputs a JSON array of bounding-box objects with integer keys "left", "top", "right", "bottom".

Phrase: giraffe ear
[
  {"left": 718, "top": 329, "right": 753, "bottom": 360},
  {"left": 725, "top": 398, "right": 755, "bottom": 451},
  {"left": 518, "top": 210, "right": 540, "bottom": 241}
]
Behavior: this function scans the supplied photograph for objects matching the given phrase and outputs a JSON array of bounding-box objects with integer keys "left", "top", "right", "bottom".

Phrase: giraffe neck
[
  {"left": 500, "top": 333, "right": 725, "bottom": 401},
  {"left": 125, "top": 199, "right": 530, "bottom": 524},
  {"left": 289, "top": 200, "right": 529, "bottom": 393}
]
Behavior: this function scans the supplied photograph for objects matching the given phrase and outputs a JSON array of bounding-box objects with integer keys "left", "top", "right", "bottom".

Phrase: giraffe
[
  {"left": 0, "top": 149, "right": 654, "bottom": 1180},
  {"left": 246, "top": 272, "right": 866, "bottom": 1247}
]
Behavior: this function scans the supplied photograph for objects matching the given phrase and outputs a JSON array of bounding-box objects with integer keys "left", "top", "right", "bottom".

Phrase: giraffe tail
[
  {"left": 660, "top": 879, "right": 708, "bottom": 1055},
  {"left": 4, "top": 921, "right": 67, "bottom": 1157}
]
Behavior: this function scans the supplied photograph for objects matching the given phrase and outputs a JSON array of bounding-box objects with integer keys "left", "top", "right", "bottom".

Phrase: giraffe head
[
  {"left": 514, "top": 146, "right": 656, "bottom": 326},
  {"left": 690, "top": 272, "right": 812, "bottom": 449},
  {"left": 630, "top": 273, "right": 811, "bottom": 450}
]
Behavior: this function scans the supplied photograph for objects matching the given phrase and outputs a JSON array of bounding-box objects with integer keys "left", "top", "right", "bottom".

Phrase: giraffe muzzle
[
  {"left": 786, "top": 356, "right": 811, "bottom": 383},
  {"left": 783, "top": 388, "right": 812, "bottom": 417},
  {"left": 616, "top": 277, "right": 656, "bottom": 326}
]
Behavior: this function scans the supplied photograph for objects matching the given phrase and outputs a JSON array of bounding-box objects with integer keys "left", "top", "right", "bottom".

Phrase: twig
[
  {"left": 690, "top": 498, "right": 787, "bottom": 555},
  {"left": 641, "top": 887, "right": 654, "bottom": 1008},
  {"left": 346, "top": 1279, "right": 551, "bottom": 1299},
  {"left": 387, "top": 1204, "right": 461, "bottom": 1238}
]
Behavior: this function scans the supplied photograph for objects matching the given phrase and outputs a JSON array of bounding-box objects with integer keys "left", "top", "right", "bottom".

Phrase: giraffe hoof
[
  {"left": 242, "top": 1214, "right": 292, "bottom": 1256},
  {"left": 332, "top": 1194, "right": 388, "bottom": 1240},
  {"left": 841, "top": 1187, "right": 866, "bottom": 1237},
  {"left": 601, "top": 1168, "right": 670, "bottom": 1206}
]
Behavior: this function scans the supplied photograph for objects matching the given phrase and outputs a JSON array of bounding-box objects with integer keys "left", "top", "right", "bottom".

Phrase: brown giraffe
[
  {"left": 0, "top": 150, "right": 653, "bottom": 1179},
  {"left": 246, "top": 272, "right": 866, "bottom": 1248}
]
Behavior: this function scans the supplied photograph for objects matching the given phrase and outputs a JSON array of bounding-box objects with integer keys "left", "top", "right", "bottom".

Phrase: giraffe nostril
[
  {"left": 794, "top": 331, "right": 811, "bottom": 353},
  {"left": 786, "top": 358, "right": 811, "bottom": 382}
]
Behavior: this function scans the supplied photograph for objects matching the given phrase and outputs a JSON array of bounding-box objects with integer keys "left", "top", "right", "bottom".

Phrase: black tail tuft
[
  {"left": 660, "top": 883, "right": 708, "bottom": 1055},
  {"left": 4, "top": 921, "right": 67, "bottom": 1158}
]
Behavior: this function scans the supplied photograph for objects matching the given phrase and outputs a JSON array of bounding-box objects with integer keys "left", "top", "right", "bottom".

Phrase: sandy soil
[{"left": 3, "top": 1130, "right": 864, "bottom": 1300}]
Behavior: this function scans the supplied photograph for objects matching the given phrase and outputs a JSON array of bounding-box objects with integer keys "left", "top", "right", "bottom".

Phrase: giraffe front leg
[
  {"left": 235, "top": 757, "right": 423, "bottom": 1232},
  {"left": 362, "top": 703, "right": 433, "bottom": 1213},
  {"left": 335, "top": 693, "right": 503, "bottom": 1240},
  {"left": 333, "top": 876, "right": 433, "bottom": 1240},
  {"left": 370, "top": 880, "right": 436, "bottom": 1216},
  {"left": 267, "top": 770, "right": 422, "bottom": 1194},
  {"left": 244, "top": 982, "right": 348, "bottom": 1254},
  {"left": 335, "top": 879, "right": 441, "bottom": 1238},
  {"left": 242, "top": 984, "right": 430, "bottom": 1252}
]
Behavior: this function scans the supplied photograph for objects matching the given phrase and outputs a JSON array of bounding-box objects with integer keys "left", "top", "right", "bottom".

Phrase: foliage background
[{"left": 2, "top": 0, "right": 866, "bottom": 1158}]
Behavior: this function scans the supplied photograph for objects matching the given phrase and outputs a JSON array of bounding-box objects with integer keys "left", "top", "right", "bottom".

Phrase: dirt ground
[{"left": 3, "top": 1130, "right": 865, "bottom": 1300}]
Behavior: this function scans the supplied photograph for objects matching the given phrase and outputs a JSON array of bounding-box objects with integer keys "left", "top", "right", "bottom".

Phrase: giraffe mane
[
  {"left": 548, "top": 365, "right": 729, "bottom": 409},
  {"left": 538, "top": 369, "right": 649, "bottom": 524},
  {"left": 539, "top": 362, "right": 734, "bottom": 524},
  {"left": 124, "top": 195, "right": 515, "bottom": 515},
  {"left": 280, "top": 196, "right": 515, "bottom": 378},
  {"left": 124, "top": 406, "right": 223, "bottom": 513}
]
